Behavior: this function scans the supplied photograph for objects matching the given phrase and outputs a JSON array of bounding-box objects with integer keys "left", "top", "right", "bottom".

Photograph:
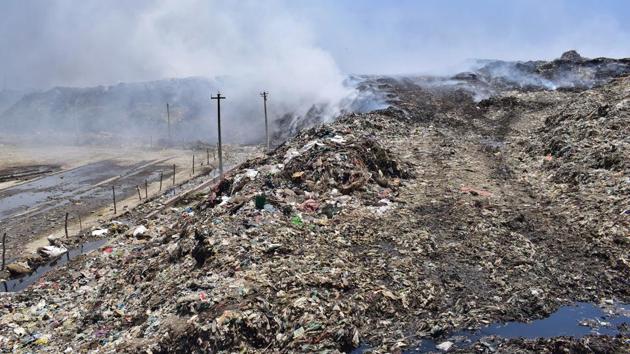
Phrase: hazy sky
[
  {"left": 1, "top": 0, "right": 629, "bottom": 89},
  {"left": 293, "top": 0, "right": 630, "bottom": 74}
]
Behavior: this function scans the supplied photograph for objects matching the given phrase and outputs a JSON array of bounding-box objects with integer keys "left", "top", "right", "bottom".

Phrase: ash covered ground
[{"left": 0, "top": 52, "right": 629, "bottom": 353}]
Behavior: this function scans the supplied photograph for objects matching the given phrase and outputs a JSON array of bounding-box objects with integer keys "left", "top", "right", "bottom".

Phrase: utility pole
[
  {"left": 261, "top": 91, "right": 270, "bottom": 151},
  {"left": 211, "top": 91, "right": 226, "bottom": 179},
  {"left": 65, "top": 212, "right": 69, "bottom": 238},
  {"left": 2, "top": 232, "right": 6, "bottom": 271},
  {"left": 166, "top": 103, "right": 171, "bottom": 143},
  {"left": 112, "top": 185, "right": 117, "bottom": 214}
]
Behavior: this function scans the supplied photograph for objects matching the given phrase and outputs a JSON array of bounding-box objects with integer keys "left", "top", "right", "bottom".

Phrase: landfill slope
[{"left": 1, "top": 74, "right": 629, "bottom": 352}]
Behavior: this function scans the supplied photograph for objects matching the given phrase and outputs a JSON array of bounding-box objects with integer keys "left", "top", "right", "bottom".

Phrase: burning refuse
[
  {"left": 2, "top": 50, "right": 627, "bottom": 148},
  {"left": 1, "top": 50, "right": 629, "bottom": 352},
  {"left": 1, "top": 1, "right": 630, "bottom": 352}
]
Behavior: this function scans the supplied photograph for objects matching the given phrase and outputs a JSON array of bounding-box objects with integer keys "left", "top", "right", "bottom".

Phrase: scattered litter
[
  {"left": 371, "top": 199, "right": 393, "bottom": 215},
  {"left": 46, "top": 234, "right": 62, "bottom": 243},
  {"left": 6, "top": 262, "right": 31, "bottom": 275},
  {"left": 91, "top": 229, "right": 108, "bottom": 237},
  {"left": 255, "top": 194, "right": 267, "bottom": 210},
  {"left": 329, "top": 135, "right": 347, "bottom": 144},
  {"left": 460, "top": 186, "right": 492, "bottom": 197},
  {"left": 244, "top": 169, "right": 259, "bottom": 179},
  {"left": 132, "top": 225, "right": 147, "bottom": 237},
  {"left": 37, "top": 245, "right": 68, "bottom": 259},
  {"left": 297, "top": 199, "right": 320, "bottom": 212},
  {"left": 291, "top": 215, "right": 304, "bottom": 226},
  {"left": 436, "top": 341, "right": 454, "bottom": 351}
]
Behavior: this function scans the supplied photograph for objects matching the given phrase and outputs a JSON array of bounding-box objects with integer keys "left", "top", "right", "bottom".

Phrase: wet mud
[{"left": 0, "top": 159, "right": 173, "bottom": 260}]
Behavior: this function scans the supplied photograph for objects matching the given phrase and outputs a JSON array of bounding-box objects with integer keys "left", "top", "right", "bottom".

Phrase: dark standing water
[
  {"left": 479, "top": 302, "right": 629, "bottom": 338},
  {"left": 1, "top": 239, "right": 107, "bottom": 293},
  {"left": 0, "top": 160, "right": 149, "bottom": 219},
  {"left": 0, "top": 159, "right": 171, "bottom": 265},
  {"left": 353, "top": 302, "right": 630, "bottom": 353}
]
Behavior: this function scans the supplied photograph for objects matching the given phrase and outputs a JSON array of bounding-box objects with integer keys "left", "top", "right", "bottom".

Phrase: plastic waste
[
  {"left": 255, "top": 195, "right": 266, "bottom": 210},
  {"left": 132, "top": 225, "right": 147, "bottom": 237},
  {"left": 38, "top": 245, "right": 68, "bottom": 258},
  {"left": 291, "top": 215, "right": 304, "bottom": 226},
  {"left": 91, "top": 229, "right": 108, "bottom": 237}
]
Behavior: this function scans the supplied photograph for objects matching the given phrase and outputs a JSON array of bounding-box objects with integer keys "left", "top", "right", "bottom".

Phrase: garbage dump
[{"left": 0, "top": 53, "right": 629, "bottom": 353}]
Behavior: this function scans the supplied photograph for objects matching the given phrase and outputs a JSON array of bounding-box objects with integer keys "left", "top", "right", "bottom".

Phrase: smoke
[
  {"left": 1, "top": 0, "right": 629, "bottom": 145},
  {"left": 0, "top": 0, "right": 356, "bottom": 145}
]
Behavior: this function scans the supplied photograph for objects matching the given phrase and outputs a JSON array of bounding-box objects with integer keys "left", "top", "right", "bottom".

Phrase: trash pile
[
  {"left": 540, "top": 77, "right": 629, "bottom": 179},
  {"left": 1, "top": 222, "right": 129, "bottom": 279},
  {"left": 0, "top": 59, "right": 629, "bottom": 353},
  {"left": 204, "top": 122, "right": 410, "bottom": 213},
  {"left": 1, "top": 113, "right": 423, "bottom": 352},
  {"left": 469, "top": 50, "right": 630, "bottom": 92},
  {"left": 538, "top": 77, "right": 629, "bottom": 239},
  {"left": 456, "top": 335, "right": 630, "bottom": 353},
  {"left": 509, "top": 76, "right": 630, "bottom": 242}
]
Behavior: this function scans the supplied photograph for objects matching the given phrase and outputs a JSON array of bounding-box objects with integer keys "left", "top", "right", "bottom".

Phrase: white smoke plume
[
  {"left": 0, "top": 0, "right": 356, "bottom": 144},
  {"left": 2, "top": 1, "right": 629, "bottom": 145}
]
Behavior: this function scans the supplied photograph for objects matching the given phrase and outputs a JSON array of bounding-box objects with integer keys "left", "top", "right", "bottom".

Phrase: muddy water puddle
[
  {"left": 1, "top": 239, "right": 107, "bottom": 293},
  {"left": 0, "top": 158, "right": 173, "bottom": 261},
  {"left": 0, "top": 160, "right": 153, "bottom": 219},
  {"left": 354, "top": 302, "right": 630, "bottom": 353},
  {"left": 0, "top": 164, "right": 61, "bottom": 183}
]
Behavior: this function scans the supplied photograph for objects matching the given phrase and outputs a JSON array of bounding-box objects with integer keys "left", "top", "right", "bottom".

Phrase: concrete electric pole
[
  {"left": 211, "top": 92, "right": 226, "bottom": 179},
  {"left": 166, "top": 103, "right": 171, "bottom": 143},
  {"left": 261, "top": 91, "right": 269, "bottom": 151}
]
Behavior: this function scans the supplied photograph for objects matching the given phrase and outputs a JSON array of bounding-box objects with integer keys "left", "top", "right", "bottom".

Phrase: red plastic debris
[
  {"left": 460, "top": 186, "right": 492, "bottom": 197},
  {"left": 297, "top": 199, "right": 320, "bottom": 212}
]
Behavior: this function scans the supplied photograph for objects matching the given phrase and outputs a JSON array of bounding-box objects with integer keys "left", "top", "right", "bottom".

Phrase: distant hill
[
  {"left": 0, "top": 76, "right": 376, "bottom": 146},
  {"left": 0, "top": 89, "right": 25, "bottom": 115},
  {"left": 0, "top": 77, "right": 218, "bottom": 142},
  {"left": 5, "top": 51, "right": 624, "bottom": 146}
]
